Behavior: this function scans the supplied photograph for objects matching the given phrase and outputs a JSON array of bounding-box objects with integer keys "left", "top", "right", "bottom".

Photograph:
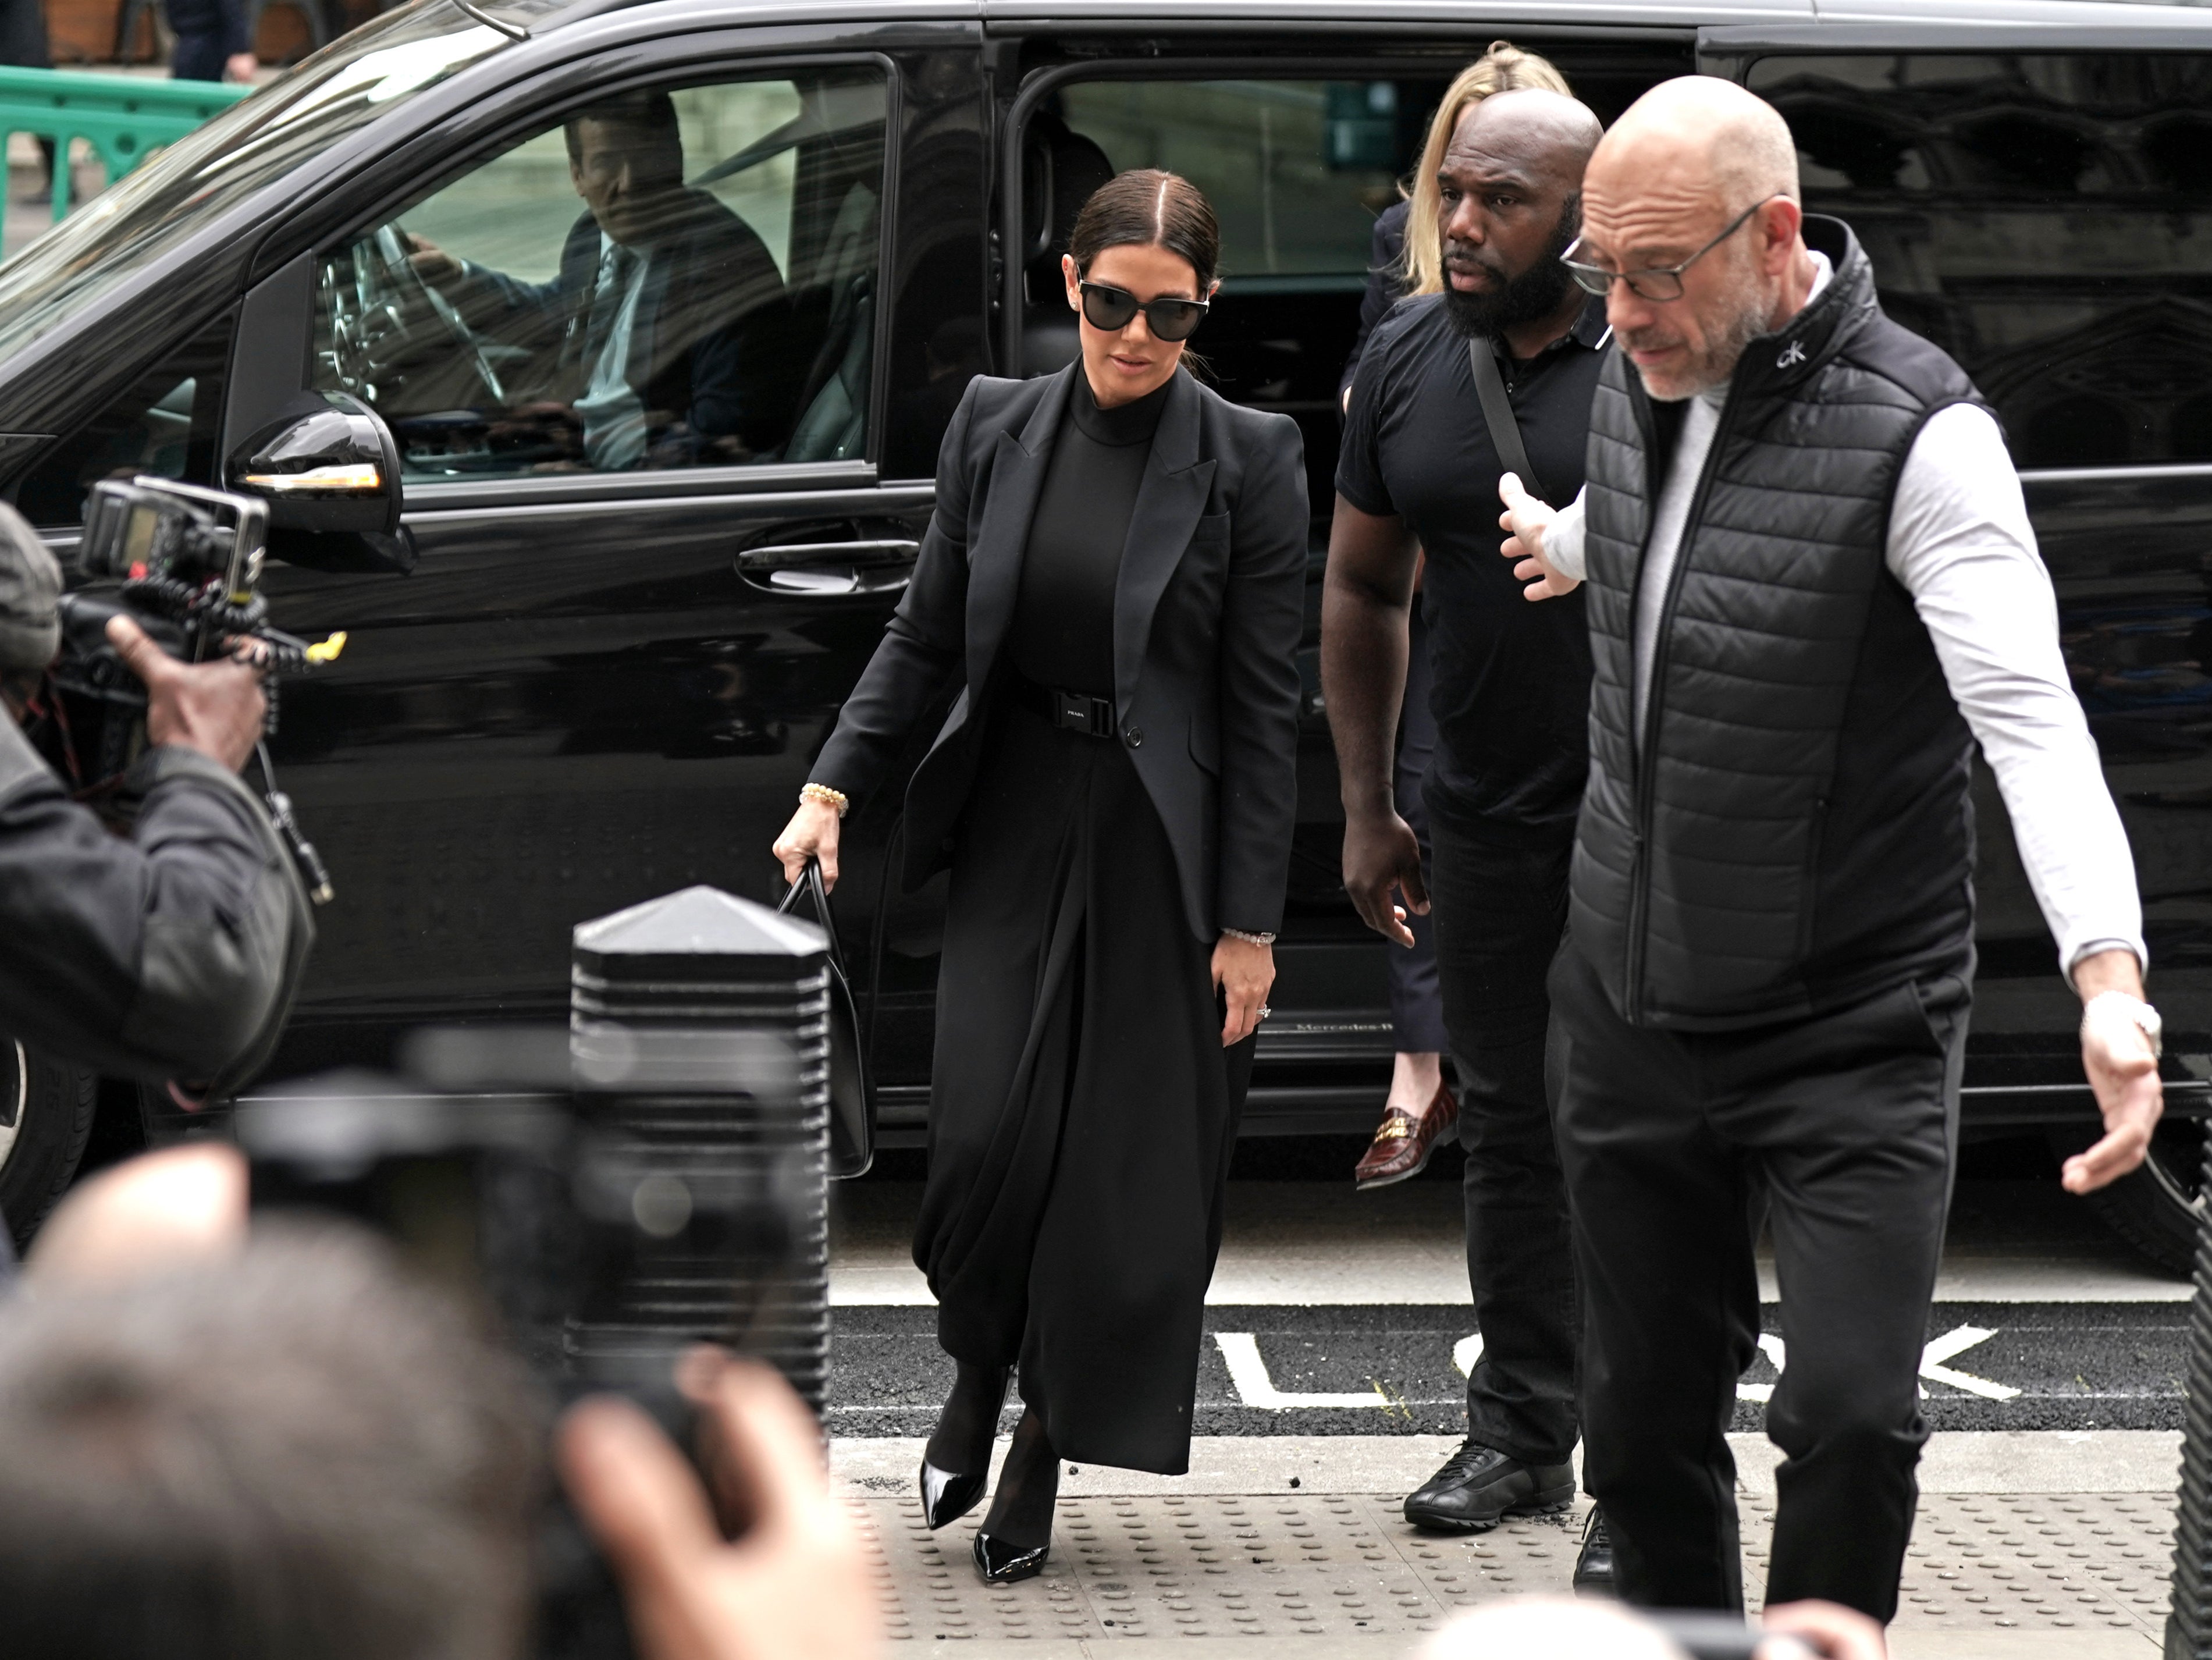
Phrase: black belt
[{"left": 1013, "top": 675, "right": 1117, "bottom": 739}]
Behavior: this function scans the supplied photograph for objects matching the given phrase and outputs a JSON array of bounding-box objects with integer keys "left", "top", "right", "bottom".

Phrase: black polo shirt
[{"left": 1336, "top": 293, "right": 1610, "bottom": 833}]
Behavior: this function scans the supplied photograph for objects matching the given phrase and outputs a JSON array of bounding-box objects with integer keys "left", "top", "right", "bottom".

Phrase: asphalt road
[
  {"left": 829, "top": 1299, "right": 2190, "bottom": 1439},
  {"left": 827, "top": 1164, "right": 2197, "bottom": 1441}
]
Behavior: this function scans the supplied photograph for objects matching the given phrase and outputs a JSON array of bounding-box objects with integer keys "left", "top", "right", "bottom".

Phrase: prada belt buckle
[{"left": 1054, "top": 690, "right": 1112, "bottom": 737}]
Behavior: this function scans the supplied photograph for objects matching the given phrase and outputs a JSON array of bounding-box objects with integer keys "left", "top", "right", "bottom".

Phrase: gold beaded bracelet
[{"left": 801, "top": 782, "right": 849, "bottom": 816}]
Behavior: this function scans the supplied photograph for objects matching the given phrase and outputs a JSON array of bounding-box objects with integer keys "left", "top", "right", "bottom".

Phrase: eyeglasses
[
  {"left": 1560, "top": 196, "right": 1780, "bottom": 301},
  {"left": 1078, "top": 279, "right": 1210, "bottom": 342}
]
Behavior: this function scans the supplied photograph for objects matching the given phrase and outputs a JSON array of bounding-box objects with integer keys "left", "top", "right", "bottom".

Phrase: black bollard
[
  {"left": 2168, "top": 1121, "right": 2212, "bottom": 1660},
  {"left": 568, "top": 884, "right": 831, "bottom": 1413}
]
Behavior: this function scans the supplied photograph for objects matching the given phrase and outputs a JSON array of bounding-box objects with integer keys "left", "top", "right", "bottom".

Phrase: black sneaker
[
  {"left": 1571, "top": 1505, "right": 1614, "bottom": 1594},
  {"left": 1402, "top": 1438, "right": 1576, "bottom": 1533}
]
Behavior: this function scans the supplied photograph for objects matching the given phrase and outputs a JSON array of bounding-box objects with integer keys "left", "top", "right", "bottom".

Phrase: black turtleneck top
[{"left": 1009, "top": 370, "right": 1172, "bottom": 698}]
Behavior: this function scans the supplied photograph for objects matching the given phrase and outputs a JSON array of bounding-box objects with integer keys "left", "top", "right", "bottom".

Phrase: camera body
[
  {"left": 79, "top": 475, "right": 270, "bottom": 630},
  {"left": 31, "top": 477, "right": 336, "bottom": 901},
  {"left": 238, "top": 1035, "right": 818, "bottom": 1660},
  {"left": 40, "top": 478, "right": 293, "bottom": 791},
  {"left": 236, "top": 1073, "right": 812, "bottom": 1386}
]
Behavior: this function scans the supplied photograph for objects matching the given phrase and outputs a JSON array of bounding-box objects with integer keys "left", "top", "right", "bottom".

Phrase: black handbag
[{"left": 778, "top": 856, "right": 876, "bottom": 1178}]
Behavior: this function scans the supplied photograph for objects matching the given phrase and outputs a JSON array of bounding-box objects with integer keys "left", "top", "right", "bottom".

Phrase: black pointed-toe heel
[
  {"left": 919, "top": 1460, "right": 990, "bottom": 1530},
  {"left": 973, "top": 1530, "right": 1050, "bottom": 1584},
  {"left": 920, "top": 1363, "right": 1012, "bottom": 1529}
]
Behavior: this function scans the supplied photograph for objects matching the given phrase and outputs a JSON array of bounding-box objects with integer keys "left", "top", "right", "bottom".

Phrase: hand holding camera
[
  {"left": 560, "top": 1350, "right": 879, "bottom": 1660},
  {"left": 102, "top": 612, "right": 267, "bottom": 774}
]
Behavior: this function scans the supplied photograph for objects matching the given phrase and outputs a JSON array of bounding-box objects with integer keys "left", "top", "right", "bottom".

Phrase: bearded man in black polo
[
  {"left": 1321, "top": 87, "right": 1608, "bottom": 1560},
  {"left": 1502, "top": 77, "right": 2160, "bottom": 1623}
]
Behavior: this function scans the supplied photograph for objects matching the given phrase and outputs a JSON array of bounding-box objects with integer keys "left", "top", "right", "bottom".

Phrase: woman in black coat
[{"left": 773, "top": 169, "right": 1307, "bottom": 1584}]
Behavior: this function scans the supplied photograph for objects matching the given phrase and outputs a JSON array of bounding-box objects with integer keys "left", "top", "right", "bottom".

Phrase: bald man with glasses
[{"left": 1500, "top": 77, "right": 2159, "bottom": 1625}]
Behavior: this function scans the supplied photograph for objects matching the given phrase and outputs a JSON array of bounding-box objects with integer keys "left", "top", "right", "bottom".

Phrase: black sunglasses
[{"left": 1078, "top": 279, "right": 1210, "bottom": 343}]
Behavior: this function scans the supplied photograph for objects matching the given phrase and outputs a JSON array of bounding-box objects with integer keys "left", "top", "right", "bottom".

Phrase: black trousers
[
  {"left": 166, "top": 0, "right": 243, "bottom": 79},
  {"left": 1550, "top": 941, "right": 1969, "bottom": 1620},
  {"left": 916, "top": 695, "right": 1253, "bottom": 1476},
  {"left": 1425, "top": 806, "right": 1578, "bottom": 1466}
]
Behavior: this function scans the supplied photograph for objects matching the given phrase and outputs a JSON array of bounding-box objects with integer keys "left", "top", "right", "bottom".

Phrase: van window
[
  {"left": 1030, "top": 79, "right": 1440, "bottom": 390},
  {"left": 1029, "top": 55, "right": 1687, "bottom": 520},
  {"left": 312, "top": 69, "right": 887, "bottom": 479},
  {"left": 15, "top": 315, "right": 232, "bottom": 527},
  {"left": 1748, "top": 53, "right": 2212, "bottom": 470},
  {"left": 0, "top": 0, "right": 558, "bottom": 372},
  {"left": 1055, "top": 80, "right": 1425, "bottom": 282},
  {"left": 1027, "top": 77, "right": 1446, "bottom": 525}
]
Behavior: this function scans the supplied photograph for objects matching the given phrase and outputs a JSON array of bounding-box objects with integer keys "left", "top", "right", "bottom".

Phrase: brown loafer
[{"left": 1354, "top": 1083, "right": 1459, "bottom": 1189}]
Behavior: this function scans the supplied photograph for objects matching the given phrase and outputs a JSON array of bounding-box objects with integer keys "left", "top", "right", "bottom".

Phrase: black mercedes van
[{"left": 0, "top": 0, "right": 2206, "bottom": 1261}]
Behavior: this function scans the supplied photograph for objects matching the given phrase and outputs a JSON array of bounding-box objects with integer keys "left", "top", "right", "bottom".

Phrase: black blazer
[{"left": 812, "top": 362, "right": 1308, "bottom": 940}]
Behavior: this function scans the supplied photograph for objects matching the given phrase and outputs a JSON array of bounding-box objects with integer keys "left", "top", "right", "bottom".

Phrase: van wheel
[
  {"left": 0, "top": 1043, "right": 97, "bottom": 1248},
  {"left": 2046, "top": 1117, "right": 2204, "bottom": 1278}
]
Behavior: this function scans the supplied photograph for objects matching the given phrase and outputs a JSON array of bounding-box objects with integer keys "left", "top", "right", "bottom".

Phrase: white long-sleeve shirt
[{"left": 1541, "top": 257, "right": 2144, "bottom": 980}]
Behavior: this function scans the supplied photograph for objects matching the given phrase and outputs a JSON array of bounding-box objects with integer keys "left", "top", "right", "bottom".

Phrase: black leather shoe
[
  {"left": 1402, "top": 1438, "right": 1576, "bottom": 1533},
  {"left": 973, "top": 1530, "right": 1050, "bottom": 1584},
  {"left": 919, "top": 1460, "right": 989, "bottom": 1530},
  {"left": 1571, "top": 1505, "right": 1614, "bottom": 1594}
]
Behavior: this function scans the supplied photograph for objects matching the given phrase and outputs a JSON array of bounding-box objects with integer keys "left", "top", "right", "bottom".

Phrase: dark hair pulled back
[{"left": 1068, "top": 169, "right": 1220, "bottom": 294}]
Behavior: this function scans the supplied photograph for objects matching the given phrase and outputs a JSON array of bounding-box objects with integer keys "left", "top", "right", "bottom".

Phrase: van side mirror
[{"left": 227, "top": 392, "right": 415, "bottom": 573}]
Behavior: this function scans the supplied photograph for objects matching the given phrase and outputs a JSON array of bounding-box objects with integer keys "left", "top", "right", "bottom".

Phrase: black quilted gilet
[{"left": 1573, "top": 217, "right": 1986, "bottom": 1030}]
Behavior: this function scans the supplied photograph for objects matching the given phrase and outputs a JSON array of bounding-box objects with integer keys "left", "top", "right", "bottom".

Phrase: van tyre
[
  {"left": 2046, "top": 1118, "right": 2203, "bottom": 1278},
  {"left": 0, "top": 1043, "right": 96, "bottom": 1248}
]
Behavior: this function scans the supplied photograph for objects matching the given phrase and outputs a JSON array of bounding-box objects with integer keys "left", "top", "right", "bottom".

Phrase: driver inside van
[{"left": 408, "top": 90, "right": 794, "bottom": 469}]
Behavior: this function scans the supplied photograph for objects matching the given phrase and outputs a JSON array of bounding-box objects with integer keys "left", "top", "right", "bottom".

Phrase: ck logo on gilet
[{"left": 1776, "top": 340, "right": 1807, "bottom": 368}]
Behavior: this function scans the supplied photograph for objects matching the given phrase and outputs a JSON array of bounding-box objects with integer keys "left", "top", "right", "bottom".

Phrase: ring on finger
[{"left": 1257, "top": 1005, "right": 1271, "bottom": 1021}]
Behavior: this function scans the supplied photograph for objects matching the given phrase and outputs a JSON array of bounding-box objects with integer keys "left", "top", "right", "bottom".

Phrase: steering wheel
[{"left": 368, "top": 223, "right": 508, "bottom": 408}]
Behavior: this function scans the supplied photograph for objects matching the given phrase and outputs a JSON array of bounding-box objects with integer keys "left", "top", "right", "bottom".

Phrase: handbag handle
[{"left": 777, "top": 856, "right": 849, "bottom": 977}]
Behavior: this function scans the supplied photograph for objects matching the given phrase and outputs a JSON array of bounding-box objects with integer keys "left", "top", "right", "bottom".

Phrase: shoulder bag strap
[{"left": 1467, "top": 336, "right": 1545, "bottom": 504}]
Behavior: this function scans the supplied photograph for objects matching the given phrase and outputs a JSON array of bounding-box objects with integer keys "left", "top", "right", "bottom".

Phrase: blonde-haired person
[
  {"left": 1338, "top": 42, "right": 1572, "bottom": 410},
  {"left": 1340, "top": 34, "right": 1574, "bottom": 1202}
]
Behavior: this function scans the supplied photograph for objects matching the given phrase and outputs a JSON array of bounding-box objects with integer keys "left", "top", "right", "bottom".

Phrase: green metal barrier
[{"left": 0, "top": 66, "right": 251, "bottom": 257}]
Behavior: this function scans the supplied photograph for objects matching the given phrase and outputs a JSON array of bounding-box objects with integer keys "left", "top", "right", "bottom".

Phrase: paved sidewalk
[{"left": 834, "top": 1432, "right": 2179, "bottom": 1657}]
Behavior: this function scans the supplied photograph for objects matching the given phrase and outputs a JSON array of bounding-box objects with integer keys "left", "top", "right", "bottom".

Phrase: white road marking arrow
[
  {"left": 1452, "top": 1333, "right": 1485, "bottom": 1377},
  {"left": 1738, "top": 1334, "right": 1788, "bottom": 1403},
  {"left": 1735, "top": 1325, "right": 2020, "bottom": 1405},
  {"left": 1213, "top": 1333, "right": 1387, "bottom": 1409},
  {"left": 1918, "top": 1324, "right": 2022, "bottom": 1401}
]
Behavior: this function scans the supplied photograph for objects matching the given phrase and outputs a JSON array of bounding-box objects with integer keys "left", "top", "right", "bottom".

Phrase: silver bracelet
[{"left": 1222, "top": 927, "right": 1276, "bottom": 947}]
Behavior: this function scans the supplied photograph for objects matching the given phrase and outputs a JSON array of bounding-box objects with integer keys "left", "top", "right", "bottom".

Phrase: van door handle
[
  {"left": 737, "top": 538, "right": 920, "bottom": 597},
  {"left": 737, "top": 539, "right": 920, "bottom": 573}
]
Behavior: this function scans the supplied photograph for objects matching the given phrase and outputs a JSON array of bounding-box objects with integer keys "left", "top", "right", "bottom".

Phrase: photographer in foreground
[
  {"left": 5, "top": 1145, "right": 877, "bottom": 1660},
  {"left": 0, "top": 500, "right": 311, "bottom": 1098}
]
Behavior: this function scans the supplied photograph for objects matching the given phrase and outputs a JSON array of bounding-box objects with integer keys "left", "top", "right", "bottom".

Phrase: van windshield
[{"left": 0, "top": 0, "right": 559, "bottom": 367}]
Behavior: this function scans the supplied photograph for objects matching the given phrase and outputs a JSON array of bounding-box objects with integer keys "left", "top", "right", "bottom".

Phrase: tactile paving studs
[
  {"left": 849, "top": 1488, "right": 2176, "bottom": 1639},
  {"left": 1889, "top": 1494, "right": 2173, "bottom": 1638}
]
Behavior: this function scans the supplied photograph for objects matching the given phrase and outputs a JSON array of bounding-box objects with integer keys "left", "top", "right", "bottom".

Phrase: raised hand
[
  {"left": 406, "top": 231, "right": 463, "bottom": 285},
  {"left": 1499, "top": 472, "right": 1578, "bottom": 601}
]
